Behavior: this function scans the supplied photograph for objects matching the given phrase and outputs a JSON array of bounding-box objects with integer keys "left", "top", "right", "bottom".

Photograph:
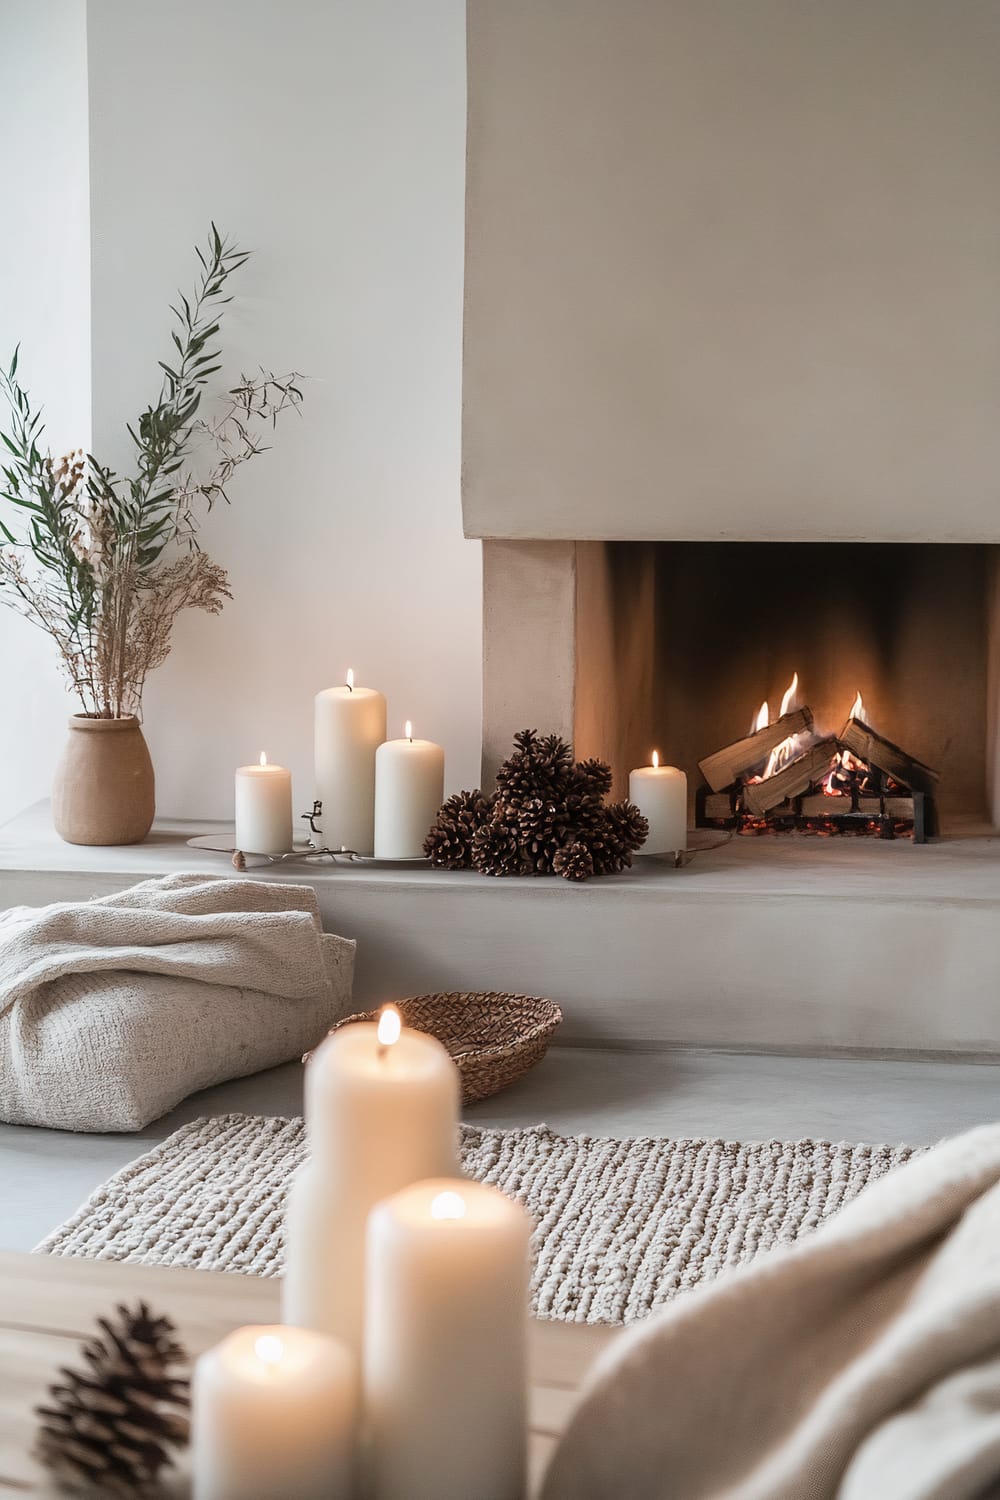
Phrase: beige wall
[{"left": 464, "top": 0, "right": 1000, "bottom": 543}]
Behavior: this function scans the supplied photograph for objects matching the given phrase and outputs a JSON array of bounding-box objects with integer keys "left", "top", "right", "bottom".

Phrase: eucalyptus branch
[{"left": 0, "top": 226, "right": 305, "bottom": 719}]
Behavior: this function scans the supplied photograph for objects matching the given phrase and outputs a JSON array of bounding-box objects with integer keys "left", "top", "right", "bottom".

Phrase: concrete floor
[{"left": 4, "top": 1045, "right": 999, "bottom": 1254}]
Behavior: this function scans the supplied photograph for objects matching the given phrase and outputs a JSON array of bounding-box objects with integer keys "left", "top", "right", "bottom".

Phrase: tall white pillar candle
[
  {"left": 629, "top": 751, "right": 687, "bottom": 856},
  {"left": 282, "top": 1010, "right": 460, "bottom": 1358},
  {"left": 314, "top": 670, "right": 387, "bottom": 855},
  {"left": 192, "top": 1325, "right": 357, "bottom": 1500},
  {"left": 365, "top": 1179, "right": 532, "bottom": 1500},
  {"left": 234, "top": 753, "right": 293, "bottom": 854},
  {"left": 374, "top": 721, "right": 445, "bottom": 859}
]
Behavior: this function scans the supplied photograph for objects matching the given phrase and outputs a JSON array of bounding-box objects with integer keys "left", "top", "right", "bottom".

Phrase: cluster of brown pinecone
[{"left": 424, "top": 729, "right": 648, "bottom": 881}]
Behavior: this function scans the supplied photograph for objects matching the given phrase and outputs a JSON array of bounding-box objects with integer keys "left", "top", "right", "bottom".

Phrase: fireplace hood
[{"left": 463, "top": 0, "right": 1000, "bottom": 547}]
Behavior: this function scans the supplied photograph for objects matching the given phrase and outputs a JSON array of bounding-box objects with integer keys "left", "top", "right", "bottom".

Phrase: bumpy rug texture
[{"left": 40, "top": 1115, "right": 914, "bottom": 1324}]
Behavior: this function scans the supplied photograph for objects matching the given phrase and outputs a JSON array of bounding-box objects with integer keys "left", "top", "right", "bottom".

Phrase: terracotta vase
[{"left": 52, "top": 715, "right": 156, "bottom": 846}]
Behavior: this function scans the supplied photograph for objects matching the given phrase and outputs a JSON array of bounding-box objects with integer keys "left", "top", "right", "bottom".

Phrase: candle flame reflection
[
  {"left": 651, "top": 750, "right": 659, "bottom": 769},
  {"left": 430, "top": 1190, "right": 466, "bottom": 1221},
  {"left": 259, "top": 751, "right": 267, "bottom": 767},
  {"left": 255, "top": 1335, "right": 284, "bottom": 1365},
  {"left": 377, "top": 1005, "right": 402, "bottom": 1049}
]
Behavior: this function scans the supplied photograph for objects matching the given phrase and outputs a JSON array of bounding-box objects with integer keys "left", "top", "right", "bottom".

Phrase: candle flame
[
  {"left": 404, "top": 720, "right": 413, "bottom": 741},
  {"left": 779, "top": 672, "right": 799, "bottom": 718},
  {"left": 346, "top": 668, "right": 354, "bottom": 691},
  {"left": 259, "top": 751, "right": 267, "bottom": 767},
  {"left": 377, "top": 1005, "right": 402, "bottom": 1049},
  {"left": 430, "top": 1190, "right": 466, "bottom": 1221},
  {"left": 255, "top": 1334, "right": 283, "bottom": 1366},
  {"left": 651, "top": 750, "right": 659, "bottom": 769},
  {"left": 851, "top": 690, "right": 864, "bottom": 721}
]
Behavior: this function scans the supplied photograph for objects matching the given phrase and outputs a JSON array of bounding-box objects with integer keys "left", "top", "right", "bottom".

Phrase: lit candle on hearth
[
  {"left": 192, "top": 1324, "right": 357, "bottom": 1500},
  {"left": 234, "top": 752, "right": 293, "bottom": 854},
  {"left": 282, "top": 1007, "right": 460, "bottom": 1358},
  {"left": 374, "top": 719, "right": 445, "bottom": 859},
  {"left": 629, "top": 750, "right": 687, "bottom": 857},
  {"left": 365, "top": 1178, "right": 532, "bottom": 1500},
  {"left": 315, "top": 668, "right": 387, "bottom": 855}
]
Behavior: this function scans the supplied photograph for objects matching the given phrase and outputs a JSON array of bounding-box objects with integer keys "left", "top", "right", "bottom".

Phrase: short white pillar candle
[
  {"left": 373, "top": 721, "right": 445, "bottom": 859},
  {"left": 365, "top": 1178, "right": 532, "bottom": 1500},
  {"left": 191, "top": 1324, "right": 357, "bottom": 1500},
  {"left": 629, "top": 751, "right": 687, "bottom": 856},
  {"left": 234, "top": 753, "right": 293, "bottom": 854},
  {"left": 314, "top": 669, "right": 387, "bottom": 855},
  {"left": 282, "top": 1009, "right": 460, "bottom": 1359}
]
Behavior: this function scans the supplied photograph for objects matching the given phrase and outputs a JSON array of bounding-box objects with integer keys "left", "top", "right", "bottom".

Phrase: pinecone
[
  {"left": 36, "top": 1301, "right": 190, "bottom": 1497},
  {"left": 572, "top": 758, "right": 614, "bottom": 800},
  {"left": 495, "top": 729, "right": 574, "bottom": 806},
  {"left": 471, "top": 813, "right": 527, "bottom": 876},
  {"left": 605, "top": 800, "right": 650, "bottom": 858},
  {"left": 553, "top": 840, "right": 595, "bottom": 882},
  {"left": 514, "top": 797, "right": 571, "bottom": 874},
  {"left": 424, "top": 789, "right": 491, "bottom": 869}
]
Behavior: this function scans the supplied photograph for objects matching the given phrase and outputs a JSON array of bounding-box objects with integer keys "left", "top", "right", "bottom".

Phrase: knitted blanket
[
  {"left": 0, "top": 873, "right": 354, "bottom": 1132},
  {"left": 542, "top": 1122, "right": 1000, "bottom": 1500}
]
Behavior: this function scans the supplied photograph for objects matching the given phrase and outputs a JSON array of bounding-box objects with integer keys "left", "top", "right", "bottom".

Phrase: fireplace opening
[
  {"left": 480, "top": 538, "right": 1000, "bottom": 843},
  {"left": 652, "top": 542, "right": 992, "bottom": 840}
]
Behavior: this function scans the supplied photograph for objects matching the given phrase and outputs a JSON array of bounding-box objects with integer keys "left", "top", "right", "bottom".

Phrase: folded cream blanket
[
  {"left": 543, "top": 1123, "right": 1000, "bottom": 1500},
  {"left": 0, "top": 873, "right": 355, "bottom": 1132}
]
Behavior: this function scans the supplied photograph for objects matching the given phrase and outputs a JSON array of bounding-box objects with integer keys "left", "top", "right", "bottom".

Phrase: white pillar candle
[
  {"left": 234, "top": 753, "right": 293, "bottom": 854},
  {"left": 282, "top": 1009, "right": 460, "bottom": 1358},
  {"left": 629, "top": 751, "right": 687, "bottom": 856},
  {"left": 365, "top": 1179, "right": 532, "bottom": 1500},
  {"left": 315, "top": 669, "right": 387, "bottom": 855},
  {"left": 374, "top": 721, "right": 445, "bottom": 859},
  {"left": 192, "top": 1324, "right": 357, "bottom": 1500}
]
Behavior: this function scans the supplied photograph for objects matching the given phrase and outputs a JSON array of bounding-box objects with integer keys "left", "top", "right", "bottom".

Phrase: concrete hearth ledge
[{"left": 3, "top": 803, "right": 1000, "bottom": 1057}]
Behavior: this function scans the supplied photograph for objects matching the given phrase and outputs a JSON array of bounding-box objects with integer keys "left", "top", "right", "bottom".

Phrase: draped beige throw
[{"left": 542, "top": 1123, "right": 1000, "bottom": 1500}]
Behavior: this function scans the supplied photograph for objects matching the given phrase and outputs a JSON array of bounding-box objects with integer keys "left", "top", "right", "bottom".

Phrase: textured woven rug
[{"left": 39, "top": 1115, "right": 914, "bottom": 1324}]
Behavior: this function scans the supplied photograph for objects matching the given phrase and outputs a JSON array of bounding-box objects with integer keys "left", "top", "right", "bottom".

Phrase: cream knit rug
[{"left": 39, "top": 1115, "right": 914, "bottom": 1324}]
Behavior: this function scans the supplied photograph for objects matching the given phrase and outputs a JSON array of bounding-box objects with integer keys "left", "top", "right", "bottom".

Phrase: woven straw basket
[{"left": 313, "top": 992, "right": 563, "bottom": 1105}]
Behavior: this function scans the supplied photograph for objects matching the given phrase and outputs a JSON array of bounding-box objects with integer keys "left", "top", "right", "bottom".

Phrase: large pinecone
[
  {"left": 424, "top": 789, "right": 491, "bottom": 869},
  {"left": 471, "top": 813, "right": 527, "bottom": 876},
  {"left": 513, "top": 796, "right": 572, "bottom": 874},
  {"left": 604, "top": 800, "right": 650, "bottom": 862},
  {"left": 36, "top": 1301, "right": 190, "bottom": 1497},
  {"left": 495, "top": 729, "right": 574, "bottom": 806}
]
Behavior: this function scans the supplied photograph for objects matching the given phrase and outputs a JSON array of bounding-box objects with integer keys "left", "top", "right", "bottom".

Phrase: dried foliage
[{"left": 0, "top": 226, "right": 303, "bottom": 717}]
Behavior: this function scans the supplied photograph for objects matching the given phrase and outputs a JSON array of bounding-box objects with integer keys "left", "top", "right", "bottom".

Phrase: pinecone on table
[
  {"left": 495, "top": 729, "right": 574, "bottom": 806},
  {"left": 424, "top": 789, "right": 492, "bottom": 869},
  {"left": 514, "top": 796, "right": 571, "bottom": 874},
  {"left": 572, "top": 758, "right": 614, "bottom": 800},
  {"left": 36, "top": 1301, "right": 190, "bottom": 1497},
  {"left": 553, "top": 840, "right": 595, "bottom": 882},
  {"left": 603, "top": 800, "right": 650, "bottom": 867},
  {"left": 471, "top": 812, "right": 528, "bottom": 876}
]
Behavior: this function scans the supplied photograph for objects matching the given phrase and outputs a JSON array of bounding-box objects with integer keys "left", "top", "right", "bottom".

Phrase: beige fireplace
[{"left": 465, "top": 1, "right": 1000, "bottom": 836}]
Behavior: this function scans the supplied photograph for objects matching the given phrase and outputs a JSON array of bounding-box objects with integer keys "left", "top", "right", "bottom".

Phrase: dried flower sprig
[{"left": 0, "top": 225, "right": 303, "bottom": 719}]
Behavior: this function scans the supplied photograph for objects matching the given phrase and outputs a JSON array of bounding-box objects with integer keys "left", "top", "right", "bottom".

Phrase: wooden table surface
[{"left": 0, "top": 1251, "right": 618, "bottom": 1496}]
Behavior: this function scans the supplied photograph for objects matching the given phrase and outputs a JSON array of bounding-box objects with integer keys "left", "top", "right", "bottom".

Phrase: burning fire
[
  {"left": 748, "top": 673, "right": 808, "bottom": 782},
  {"left": 750, "top": 677, "right": 869, "bottom": 787}
]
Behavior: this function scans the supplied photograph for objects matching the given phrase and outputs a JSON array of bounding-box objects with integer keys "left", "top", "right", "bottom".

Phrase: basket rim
[{"left": 329, "top": 991, "right": 562, "bottom": 1064}]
